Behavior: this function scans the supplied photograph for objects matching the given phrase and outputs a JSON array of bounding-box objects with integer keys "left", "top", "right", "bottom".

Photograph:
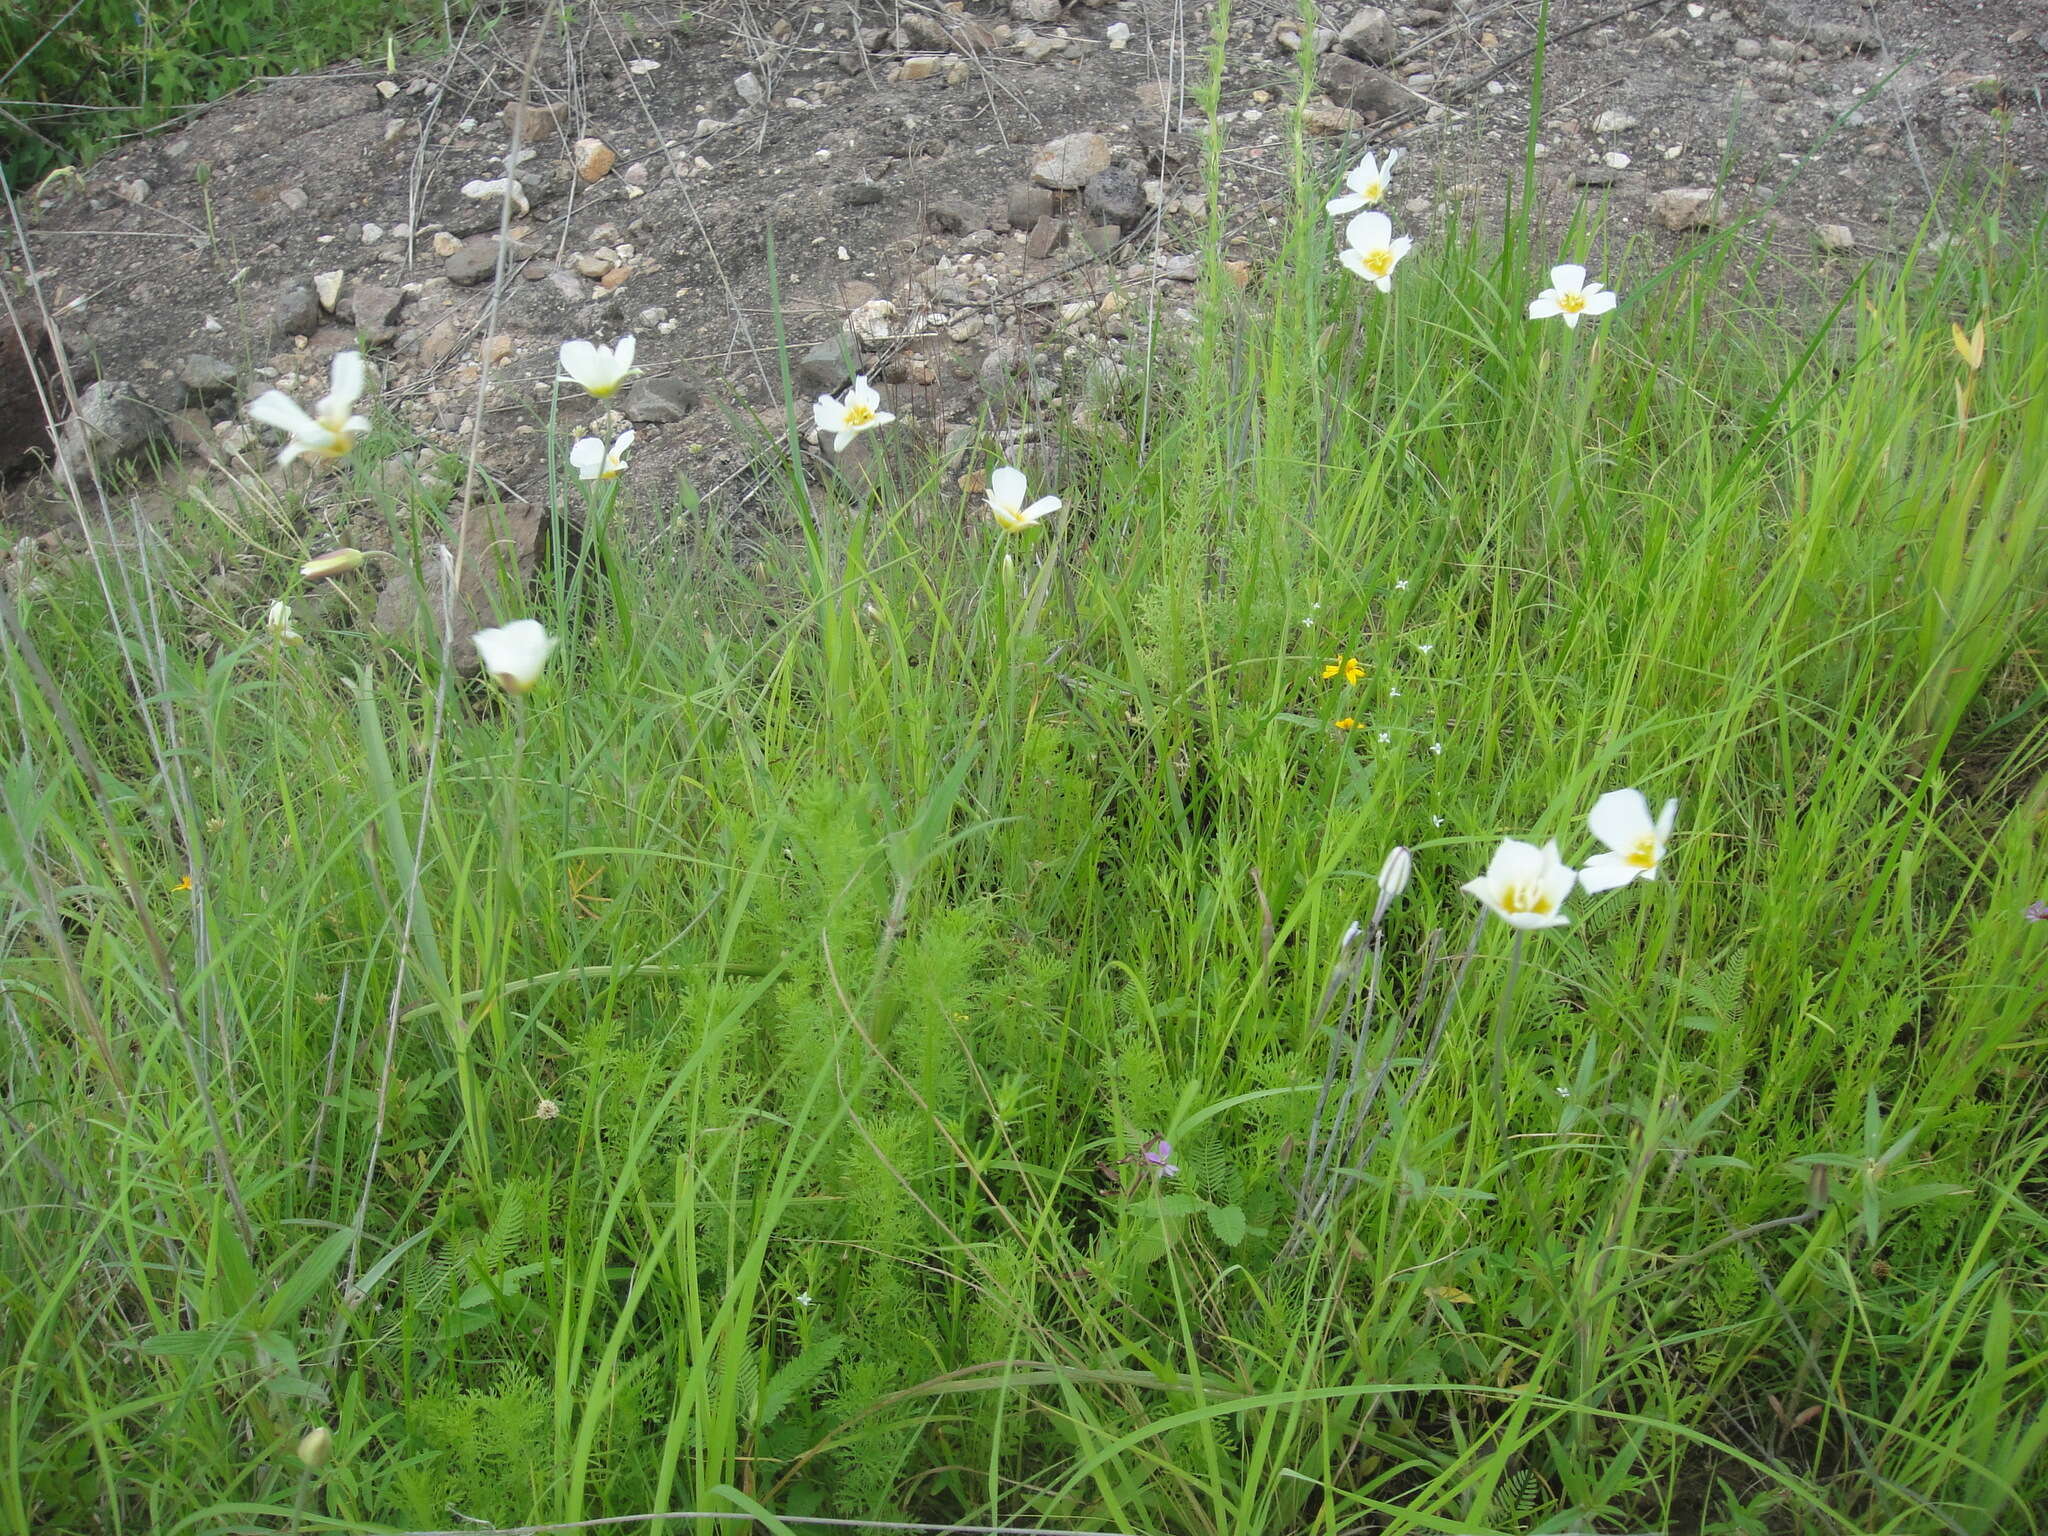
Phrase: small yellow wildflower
[
  {"left": 1322, "top": 656, "right": 1366, "bottom": 686},
  {"left": 173, "top": 875, "right": 193, "bottom": 892}
]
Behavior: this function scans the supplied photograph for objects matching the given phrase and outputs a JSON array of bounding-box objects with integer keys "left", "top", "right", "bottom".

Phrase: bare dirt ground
[{"left": 2, "top": 0, "right": 2043, "bottom": 543}]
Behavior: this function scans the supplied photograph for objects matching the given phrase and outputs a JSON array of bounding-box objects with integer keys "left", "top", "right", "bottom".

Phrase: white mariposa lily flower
[
  {"left": 557, "top": 335, "right": 638, "bottom": 397},
  {"left": 1462, "top": 838, "right": 1576, "bottom": 930},
  {"left": 300, "top": 547, "right": 367, "bottom": 580},
  {"left": 1578, "top": 789, "right": 1678, "bottom": 892},
  {"left": 985, "top": 465, "right": 1061, "bottom": 532},
  {"left": 569, "top": 430, "right": 635, "bottom": 481},
  {"left": 1528, "top": 264, "right": 1619, "bottom": 328},
  {"left": 1327, "top": 148, "right": 1402, "bottom": 215},
  {"left": 247, "top": 351, "right": 371, "bottom": 466},
  {"left": 1338, "top": 211, "right": 1413, "bottom": 294},
  {"left": 813, "top": 374, "right": 896, "bottom": 452},
  {"left": 264, "top": 600, "right": 304, "bottom": 645},
  {"left": 472, "top": 619, "right": 558, "bottom": 694}
]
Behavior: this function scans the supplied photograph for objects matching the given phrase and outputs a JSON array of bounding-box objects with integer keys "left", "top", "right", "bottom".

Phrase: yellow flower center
[
  {"left": 1625, "top": 836, "right": 1657, "bottom": 869},
  {"left": 1557, "top": 291, "right": 1588, "bottom": 314},
  {"left": 587, "top": 381, "right": 619, "bottom": 397},
  {"left": 1363, "top": 180, "right": 1385, "bottom": 201},
  {"left": 1498, "top": 883, "right": 1553, "bottom": 916},
  {"left": 1363, "top": 248, "right": 1394, "bottom": 277},
  {"left": 843, "top": 403, "right": 876, "bottom": 427}
]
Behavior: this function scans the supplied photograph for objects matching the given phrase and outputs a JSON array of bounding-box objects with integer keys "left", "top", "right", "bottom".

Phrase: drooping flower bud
[
  {"left": 297, "top": 1426, "right": 334, "bottom": 1469},
  {"left": 300, "top": 548, "right": 367, "bottom": 580}
]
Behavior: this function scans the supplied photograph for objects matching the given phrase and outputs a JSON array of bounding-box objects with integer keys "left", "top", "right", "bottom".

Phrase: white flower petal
[
  {"left": 325, "top": 350, "right": 366, "bottom": 412},
  {"left": 1345, "top": 210, "right": 1393, "bottom": 252},
  {"left": 613, "top": 334, "right": 635, "bottom": 373},
  {"left": 848, "top": 375, "right": 881, "bottom": 411},
  {"left": 1588, "top": 788, "right": 1654, "bottom": 853},
  {"left": 1528, "top": 294, "right": 1563, "bottom": 320},
  {"left": 569, "top": 438, "right": 606, "bottom": 479},
  {"left": 1022, "top": 495, "right": 1061, "bottom": 521},
  {"left": 1560, "top": 311, "right": 1582, "bottom": 329},
  {"left": 247, "top": 390, "right": 320, "bottom": 437},
  {"left": 1550, "top": 263, "right": 1588, "bottom": 291},
  {"left": 558, "top": 339, "right": 600, "bottom": 385},
  {"left": 814, "top": 396, "right": 847, "bottom": 433},
  {"left": 989, "top": 465, "right": 1027, "bottom": 512},
  {"left": 1583, "top": 288, "right": 1619, "bottom": 315},
  {"left": 1326, "top": 193, "right": 1367, "bottom": 216},
  {"left": 472, "top": 619, "right": 558, "bottom": 693}
]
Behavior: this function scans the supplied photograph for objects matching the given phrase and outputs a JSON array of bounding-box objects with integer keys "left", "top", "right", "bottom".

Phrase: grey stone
[
  {"left": 1082, "top": 167, "right": 1145, "bottom": 228},
  {"left": 1010, "top": 0, "right": 1060, "bottom": 19},
  {"left": 1815, "top": 222, "right": 1855, "bottom": 251},
  {"left": 624, "top": 375, "right": 702, "bottom": 423},
  {"left": 1319, "top": 56, "right": 1421, "bottom": 118},
  {"left": 1651, "top": 186, "right": 1721, "bottom": 230},
  {"left": 841, "top": 181, "right": 889, "bottom": 206},
  {"left": 1337, "top": 7, "right": 1400, "bottom": 64},
  {"left": 1006, "top": 181, "right": 1058, "bottom": 228},
  {"left": 797, "top": 330, "right": 861, "bottom": 394},
  {"left": 273, "top": 279, "right": 320, "bottom": 342},
  {"left": 1733, "top": 37, "right": 1763, "bottom": 58},
  {"left": 1030, "top": 131, "right": 1113, "bottom": 190},
  {"left": 1571, "top": 167, "right": 1622, "bottom": 187},
  {"left": 1078, "top": 223, "right": 1122, "bottom": 256},
  {"left": 177, "top": 354, "right": 239, "bottom": 404},
  {"left": 53, "top": 380, "right": 159, "bottom": 480},
  {"left": 348, "top": 284, "right": 405, "bottom": 343},
  {"left": 978, "top": 342, "right": 1031, "bottom": 401},
  {"left": 446, "top": 237, "right": 524, "bottom": 285},
  {"left": 1025, "top": 214, "right": 1068, "bottom": 259},
  {"left": 925, "top": 197, "right": 980, "bottom": 234}
]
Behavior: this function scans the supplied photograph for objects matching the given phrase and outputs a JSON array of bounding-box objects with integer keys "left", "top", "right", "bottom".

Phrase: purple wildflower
[
  {"left": 1141, "top": 1138, "right": 1179, "bottom": 1179},
  {"left": 2026, "top": 900, "right": 2048, "bottom": 923}
]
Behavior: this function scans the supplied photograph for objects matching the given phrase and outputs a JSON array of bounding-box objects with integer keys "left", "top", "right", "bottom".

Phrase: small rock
[
  {"left": 1603, "top": 150, "right": 1632, "bottom": 169},
  {"left": 1571, "top": 167, "right": 1622, "bottom": 188},
  {"left": 1010, "top": 0, "right": 1060, "bottom": 19},
  {"left": 1078, "top": 223, "right": 1122, "bottom": 256},
  {"left": 734, "top": 71, "right": 765, "bottom": 106},
  {"left": 1025, "top": 215, "right": 1068, "bottom": 259},
  {"left": 624, "top": 375, "right": 702, "bottom": 423},
  {"left": 349, "top": 284, "right": 405, "bottom": 343},
  {"left": 1733, "top": 37, "right": 1763, "bottom": 58},
  {"left": 176, "top": 354, "right": 239, "bottom": 405},
  {"left": 373, "top": 501, "right": 544, "bottom": 660},
  {"left": 797, "top": 331, "right": 861, "bottom": 394},
  {"left": 1302, "top": 101, "right": 1367, "bottom": 135},
  {"left": 621, "top": 161, "right": 650, "bottom": 187},
  {"left": 925, "top": 197, "right": 981, "bottom": 234},
  {"left": 447, "top": 237, "right": 522, "bottom": 285},
  {"left": 1593, "top": 108, "right": 1639, "bottom": 134},
  {"left": 1106, "top": 21, "right": 1130, "bottom": 48},
  {"left": 375, "top": 80, "right": 400, "bottom": 100},
  {"left": 481, "top": 334, "right": 516, "bottom": 366},
  {"left": 278, "top": 186, "right": 309, "bottom": 212},
  {"left": 849, "top": 299, "right": 897, "bottom": 343},
  {"left": 312, "top": 269, "right": 344, "bottom": 313},
  {"left": 1319, "top": 56, "right": 1421, "bottom": 118},
  {"left": 572, "top": 137, "right": 615, "bottom": 181},
  {"left": 273, "top": 279, "right": 321, "bottom": 342},
  {"left": 899, "top": 55, "right": 943, "bottom": 81},
  {"left": 361, "top": 222, "right": 384, "bottom": 245},
  {"left": 432, "top": 230, "right": 463, "bottom": 258},
  {"left": 1007, "top": 181, "right": 1058, "bottom": 227},
  {"left": 979, "top": 342, "right": 1031, "bottom": 401},
  {"left": 418, "top": 318, "right": 464, "bottom": 369},
  {"left": 841, "top": 181, "right": 888, "bottom": 206},
  {"left": 117, "top": 178, "right": 150, "bottom": 204},
  {"left": 573, "top": 251, "right": 616, "bottom": 279},
  {"left": 1815, "top": 222, "right": 1855, "bottom": 251},
  {"left": 1031, "top": 131, "right": 1113, "bottom": 189},
  {"left": 53, "top": 381, "right": 158, "bottom": 480},
  {"left": 1155, "top": 252, "right": 1202, "bottom": 281},
  {"left": 948, "top": 313, "right": 987, "bottom": 342},
  {"left": 1650, "top": 185, "right": 1720, "bottom": 230},
  {"left": 1338, "top": 6, "right": 1400, "bottom": 64},
  {"left": 1083, "top": 167, "right": 1145, "bottom": 227},
  {"left": 504, "top": 99, "right": 570, "bottom": 139},
  {"left": 461, "top": 177, "right": 530, "bottom": 217}
]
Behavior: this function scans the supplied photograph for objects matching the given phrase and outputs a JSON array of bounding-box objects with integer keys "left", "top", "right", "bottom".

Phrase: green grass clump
[
  {"left": 0, "top": 1, "right": 470, "bottom": 184},
  {"left": 1, "top": 164, "right": 2045, "bottom": 1534}
]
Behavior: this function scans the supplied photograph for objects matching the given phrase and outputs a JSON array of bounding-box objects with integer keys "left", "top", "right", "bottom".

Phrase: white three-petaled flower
[
  {"left": 557, "top": 335, "right": 638, "bottom": 397},
  {"left": 246, "top": 351, "right": 371, "bottom": 466},
  {"left": 471, "top": 619, "right": 558, "bottom": 695},
  {"left": 813, "top": 374, "right": 895, "bottom": 453},
  {"left": 1338, "top": 211, "right": 1413, "bottom": 293},
  {"left": 985, "top": 465, "right": 1061, "bottom": 532},
  {"left": 1327, "top": 148, "right": 1402, "bottom": 215},
  {"left": 570, "top": 430, "right": 634, "bottom": 481},
  {"left": 1578, "top": 788, "right": 1678, "bottom": 892},
  {"left": 1462, "top": 838, "right": 1576, "bottom": 930},
  {"left": 1528, "top": 264, "right": 1619, "bottom": 329}
]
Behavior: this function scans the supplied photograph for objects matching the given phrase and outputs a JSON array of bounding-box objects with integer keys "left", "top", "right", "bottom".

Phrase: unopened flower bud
[
  {"left": 1370, "top": 845, "right": 1412, "bottom": 928},
  {"left": 297, "top": 1426, "right": 334, "bottom": 1469},
  {"left": 300, "top": 547, "right": 367, "bottom": 580}
]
